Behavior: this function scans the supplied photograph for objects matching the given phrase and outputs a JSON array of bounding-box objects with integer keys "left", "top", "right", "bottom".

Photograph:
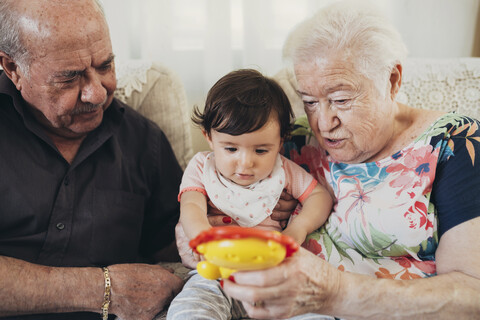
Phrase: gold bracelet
[{"left": 101, "top": 267, "right": 111, "bottom": 320}]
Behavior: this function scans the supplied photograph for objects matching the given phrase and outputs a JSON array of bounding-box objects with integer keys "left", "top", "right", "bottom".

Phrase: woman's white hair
[
  {"left": 283, "top": 0, "right": 408, "bottom": 96},
  {"left": 0, "top": 0, "right": 105, "bottom": 76}
]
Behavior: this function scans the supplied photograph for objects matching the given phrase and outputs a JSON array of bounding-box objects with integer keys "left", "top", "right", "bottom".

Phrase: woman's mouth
[{"left": 324, "top": 138, "right": 344, "bottom": 148}]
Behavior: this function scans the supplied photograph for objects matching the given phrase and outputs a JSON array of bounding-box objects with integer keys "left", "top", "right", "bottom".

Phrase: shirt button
[
  {"left": 56, "top": 223, "right": 65, "bottom": 230},
  {"left": 64, "top": 176, "right": 70, "bottom": 186}
]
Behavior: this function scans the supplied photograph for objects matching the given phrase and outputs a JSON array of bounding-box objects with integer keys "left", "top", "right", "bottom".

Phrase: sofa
[{"left": 114, "top": 57, "right": 480, "bottom": 319}]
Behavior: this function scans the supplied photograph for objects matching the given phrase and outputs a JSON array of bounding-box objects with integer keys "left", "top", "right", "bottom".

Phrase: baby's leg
[{"left": 167, "top": 272, "right": 234, "bottom": 320}]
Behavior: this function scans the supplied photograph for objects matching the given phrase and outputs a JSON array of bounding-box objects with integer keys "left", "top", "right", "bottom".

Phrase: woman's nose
[{"left": 316, "top": 106, "right": 340, "bottom": 132}]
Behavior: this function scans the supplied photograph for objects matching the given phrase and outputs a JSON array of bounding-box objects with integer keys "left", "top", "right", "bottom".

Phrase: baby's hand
[
  {"left": 175, "top": 222, "right": 201, "bottom": 269},
  {"left": 282, "top": 227, "right": 306, "bottom": 246}
]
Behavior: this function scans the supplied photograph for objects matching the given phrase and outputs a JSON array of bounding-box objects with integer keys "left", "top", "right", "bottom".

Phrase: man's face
[{"left": 17, "top": 1, "right": 116, "bottom": 139}]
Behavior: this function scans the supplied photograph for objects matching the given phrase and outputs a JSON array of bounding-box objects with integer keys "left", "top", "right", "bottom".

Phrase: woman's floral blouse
[{"left": 286, "top": 113, "right": 480, "bottom": 279}]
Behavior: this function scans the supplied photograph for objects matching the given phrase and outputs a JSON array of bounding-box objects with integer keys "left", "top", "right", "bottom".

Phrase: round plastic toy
[{"left": 189, "top": 226, "right": 299, "bottom": 279}]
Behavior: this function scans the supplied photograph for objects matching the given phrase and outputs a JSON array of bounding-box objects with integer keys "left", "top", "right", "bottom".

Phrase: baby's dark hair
[{"left": 192, "top": 69, "right": 294, "bottom": 139}]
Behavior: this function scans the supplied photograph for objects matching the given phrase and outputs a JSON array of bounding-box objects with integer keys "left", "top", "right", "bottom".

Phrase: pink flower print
[
  {"left": 249, "top": 214, "right": 254, "bottom": 218},
  {"left": 386, "top": 145, "right": 439, "bottom": 196},
  {"left": 258, "top": 196, "right": 263, "bottom": 200},
  {"left": 279, "top": 180, "right": 283, "bottom": 184},
  {"left": 302, "top": 239, "right": 326, "bottom": 260},
  {"left": 214, "top": 194, "right": 218, "bottom": 199},
  {"left": 235, "top": 217, "right": 240, "bottom": 220},
  {"left": 403, "top": 201, "right": 433, "bottom": 230},
  {"left": 262, "top": 203, "right": 266, "bottom": 208},
  {"left": 266, "top": 208, "right": 271, "bottom": 214},
  {"left": 245, "top": 202, "right": 249, "bottom": 206},
  {"left": 336, "top": 175, "right": 371, "bottom": 227},
  {"left": 392, "top": 256, "right": 436, "bottom": 277},
  {"left": 289, "top": 145, "right": 327, "bottom": 182}
]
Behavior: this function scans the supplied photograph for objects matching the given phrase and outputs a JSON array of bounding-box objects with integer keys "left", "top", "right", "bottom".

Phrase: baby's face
[{"left": 206, "top": 118, "right": 283, "bottom": 186}]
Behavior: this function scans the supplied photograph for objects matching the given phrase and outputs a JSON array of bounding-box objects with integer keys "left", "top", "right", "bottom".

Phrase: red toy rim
[{"left": 189, "top": 226, "right": 299, "bottom": 257}]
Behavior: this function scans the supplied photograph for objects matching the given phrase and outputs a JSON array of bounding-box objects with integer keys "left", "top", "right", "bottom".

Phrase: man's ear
[
  {"left": 0, "top": 52, "right": 24, "bottom": 91},
  {"left": 202, "top": 130, "right": 214, "bottom": 150},
  {"left": 389, "top": 64, "right": 402, "bottom": 100}
]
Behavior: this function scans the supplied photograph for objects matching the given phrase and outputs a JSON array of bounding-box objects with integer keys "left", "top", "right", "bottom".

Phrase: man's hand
[
  {"left": 271, "top": 190, "right": 298, "bottom": 228},
  {"left": 107, "top": 263, "right": 184, "bottom": 320}
]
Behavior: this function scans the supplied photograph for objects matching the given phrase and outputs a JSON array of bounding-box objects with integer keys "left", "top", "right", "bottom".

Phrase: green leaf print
[
  {"left": 417, "top": 113, "right": 468, "bottom": 143},
  {"left": 325, "top": 226, "right": 354, "bottom": 263},
  {"left": 349, "top": 222, "right": 405, "bottom": 260}
]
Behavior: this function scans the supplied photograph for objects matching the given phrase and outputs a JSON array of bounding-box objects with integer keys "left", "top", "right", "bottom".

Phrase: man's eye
[
  {"left": 225, "top": 147, "right": 237, "bottom": 152},
  {"left": 98, "top": 64, "right": 112, "bottom": 72},
  {"left": 255, "top": 149, "right": 268, "bottom": 155},
  {"left": 63, "top": 77, "right": 78, "bottom": 83}
]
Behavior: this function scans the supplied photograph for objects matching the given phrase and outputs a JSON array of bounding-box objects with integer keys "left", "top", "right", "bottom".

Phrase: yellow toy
[{"left": 189, "top": 226, "right": 299, "bottom": 279}]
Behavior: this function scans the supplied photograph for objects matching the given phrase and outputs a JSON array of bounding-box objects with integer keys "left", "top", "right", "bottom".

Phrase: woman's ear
[
  {"left": 0, "top": 52, "right": 24, "bottom": 91},
  {"left": 202, "top": 130, "right": 214, "bottom": 150},
  {"left": 389, "top": 64, "right": 402, "bottom": 100}
]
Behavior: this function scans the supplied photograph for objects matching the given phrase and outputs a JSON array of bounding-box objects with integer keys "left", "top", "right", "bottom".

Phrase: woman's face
[{"left": 295, "top": 56, "right": 396, "bottom": 163}]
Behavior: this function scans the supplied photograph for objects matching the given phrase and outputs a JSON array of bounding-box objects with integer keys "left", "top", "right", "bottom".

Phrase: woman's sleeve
[{"left": 432, "top": 117, "right": 480, "bottom": 237}]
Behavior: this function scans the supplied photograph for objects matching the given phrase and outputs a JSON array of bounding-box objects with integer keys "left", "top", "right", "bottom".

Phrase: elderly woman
[{"left": 198, "top": 2, "right": 480, "bottom": 319}]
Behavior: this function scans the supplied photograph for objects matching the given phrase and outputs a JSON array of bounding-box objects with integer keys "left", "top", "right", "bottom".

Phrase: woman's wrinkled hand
[
  {"left": 221, "top": 247, "right": 340, "bottom": 319},
  {"left": 107, "top": 263, "right": 184, "bottom": 320}
]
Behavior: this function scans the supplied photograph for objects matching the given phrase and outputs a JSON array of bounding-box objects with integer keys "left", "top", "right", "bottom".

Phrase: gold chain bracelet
[{"left": 101, "top": 267, "right": 111, "bottom": 320}]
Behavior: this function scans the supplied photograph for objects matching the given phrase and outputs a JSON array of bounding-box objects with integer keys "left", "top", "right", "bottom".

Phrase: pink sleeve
[
  {"left": 178, "top": 152, "right": 209, "bottom": 201},
  {"left": 281, "top": 155, "right": 318, "bottom": 204}
]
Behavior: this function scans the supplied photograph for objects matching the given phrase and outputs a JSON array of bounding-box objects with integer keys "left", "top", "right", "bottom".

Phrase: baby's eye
[
  {"left": 255, "top": 149, "right": 268, "bottom": 155},
  {"left": 225, "top": 147, "right": 237, "bottom": 153}
]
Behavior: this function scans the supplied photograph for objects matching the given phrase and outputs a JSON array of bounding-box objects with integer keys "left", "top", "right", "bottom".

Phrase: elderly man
[{"left": 0, "top": 0, "right": 183, "bottom": 319}]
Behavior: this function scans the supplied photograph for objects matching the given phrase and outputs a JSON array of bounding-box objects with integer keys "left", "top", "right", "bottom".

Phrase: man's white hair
[
  {"left": 283, "top": 0, "right": 408, "bottom": 96},
  {"left": 0, "top": 0, "right": 106, "bottom": 76}
]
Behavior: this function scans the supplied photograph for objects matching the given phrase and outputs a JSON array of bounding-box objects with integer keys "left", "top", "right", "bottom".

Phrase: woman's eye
[
  {"left": 334, "top": 99, "right": 349, "bottom": 105},
  {"left": 303, "top": 100, "right": 318, "bottom": 110},
  {"left": 330, "top": 98, "right": 352, "bottom": 109}
]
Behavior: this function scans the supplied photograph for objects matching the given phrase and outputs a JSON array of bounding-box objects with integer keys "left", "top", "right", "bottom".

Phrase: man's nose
[{"left": 81, "top": 71, "right": 107, "bottom": 105}]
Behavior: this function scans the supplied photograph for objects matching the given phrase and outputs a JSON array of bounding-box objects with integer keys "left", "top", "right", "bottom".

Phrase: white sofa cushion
[{"left": 115, "top": 60, "right": 194, "bottom": 169}]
